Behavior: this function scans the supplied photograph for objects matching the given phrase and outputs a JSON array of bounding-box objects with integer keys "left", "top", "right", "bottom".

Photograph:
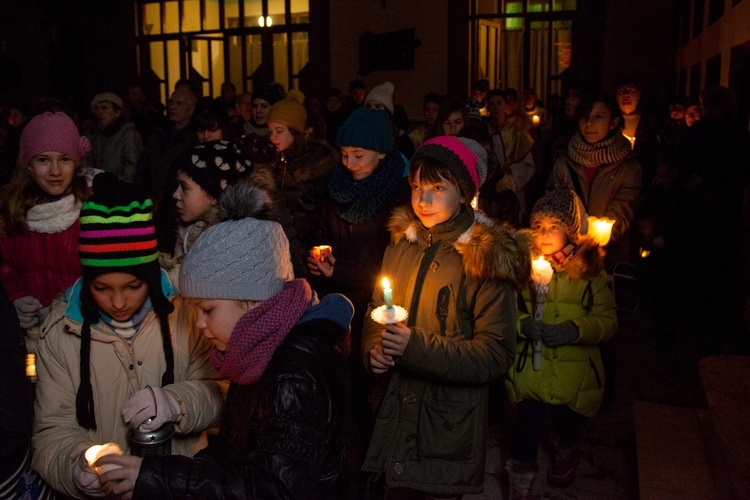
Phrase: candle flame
[{"left": 382, "top": 277, "right": 391, "bottom": 290}]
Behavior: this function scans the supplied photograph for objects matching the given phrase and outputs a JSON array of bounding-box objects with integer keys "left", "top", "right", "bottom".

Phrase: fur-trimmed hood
[
  {"left": 387, "top": 205, "right": 532, "bottom": 288},
  {"left": 523, "top": 231, "right": 605, "bottom": 280}
]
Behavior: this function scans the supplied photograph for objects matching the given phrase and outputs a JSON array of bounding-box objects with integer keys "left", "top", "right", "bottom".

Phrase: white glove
[
  {"left": 14, "top": 296, "right": 42, "bottom": 328},
  {"left": 73, "top": 450, "right": 106, "bottom": 497},
  {"left": 122, "top": 386, "right": 182, "bottom": 431},
  {"left": 38, "top": 305, "right": 51, "bottom": 325}
]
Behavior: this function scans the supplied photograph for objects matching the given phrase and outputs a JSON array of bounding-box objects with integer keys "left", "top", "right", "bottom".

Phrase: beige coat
[{"left": 32, "top": 283, "right": 226, "bottom": 498}]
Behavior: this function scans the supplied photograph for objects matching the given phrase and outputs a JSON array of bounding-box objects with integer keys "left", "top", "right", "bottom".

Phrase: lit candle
[
  {"left": 382, "top": 277, "right": 393, "bottom": 309},
  {"left": 312, "top": 245, "right": 332, "bottom": 262},
  {"left": 470, "top": 193, "right": 479, "bottom": 210},
  {"left": 531, "top": 256, "right": 553, "bottom": 286},
  {"left": 532, "top": 114, "right": 540, "bottom": 125},
  {"left": 84, "top": 442, "right": 123, "bottom": 475},
  {"left": 26, "top": 353, "right": 36, "bottom": 379},
  {"left": 587, "top": 216, "right": 615, "bottom": 246}
]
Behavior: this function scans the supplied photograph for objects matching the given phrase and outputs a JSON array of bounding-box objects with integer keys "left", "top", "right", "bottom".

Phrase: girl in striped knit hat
[{"left": 31, "top": 173, "right": 225, "bottom": 499}]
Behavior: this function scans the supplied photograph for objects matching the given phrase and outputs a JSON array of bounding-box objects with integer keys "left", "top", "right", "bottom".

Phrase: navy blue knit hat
[{"left": 336, "top": 108, "right": 393, "bottom": 153}]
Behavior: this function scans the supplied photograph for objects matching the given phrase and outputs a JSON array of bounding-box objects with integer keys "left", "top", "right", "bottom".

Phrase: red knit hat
[{"left": 19, "top": 112, "right": 91, "bottom": 168}]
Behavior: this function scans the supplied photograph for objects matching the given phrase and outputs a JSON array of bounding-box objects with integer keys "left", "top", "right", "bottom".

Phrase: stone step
[
  {"left": 634, "top": 401, "right": 716, "bottom": 499},
  {"left": 699, "top": 355, "right": 750, "bottom": 499}
]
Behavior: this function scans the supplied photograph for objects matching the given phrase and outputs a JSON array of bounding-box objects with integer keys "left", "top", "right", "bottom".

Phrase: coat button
[
  {"left": 429, "top": 261, "right": 440, "bottom": 271},
  {"left": 404, "top": 394, "right": 416, "bottom": 404},
  {"left": 137, "top": 361, "right": 143, "bottom": 366},
  {"left": 63, "top": 325, "right": 70, "bottom": 331},
  {"left": 439, "top": 307, "right": 448, "bottom": 316},
  {"left": 393, "top": 462, "right": 404, "bottom": 475},
  {"left": 129, "top": 364, "right": 134, "bottom": 370}
]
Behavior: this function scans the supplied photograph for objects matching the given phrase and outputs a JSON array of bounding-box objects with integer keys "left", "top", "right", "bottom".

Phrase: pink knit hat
[{"left": 18, "top": 112, "right": 91, "bottom": 168}]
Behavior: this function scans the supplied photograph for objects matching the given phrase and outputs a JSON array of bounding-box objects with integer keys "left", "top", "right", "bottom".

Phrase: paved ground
[{"left": 467, "top": 307, "right": 718, "bottom": 500}]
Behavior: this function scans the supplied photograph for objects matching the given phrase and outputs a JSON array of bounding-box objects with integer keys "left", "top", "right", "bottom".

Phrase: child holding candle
[
  {"left": 265, "top": 89, "right": 338, "bottom": 276},
  {"left": 94, "top": 180, "right": 352, "bottom": 499},
  {"left": 306, "top": 108, "right": 410, "bottom": 476},
  {"left": 504, "top": 189, "right": 618, "bottom": 498},
  {"left": 31, "top": 173, "right": 225, "bottom": 499},
  {"left": 361, "top": 136, "right": 531, "bottom": 498}
]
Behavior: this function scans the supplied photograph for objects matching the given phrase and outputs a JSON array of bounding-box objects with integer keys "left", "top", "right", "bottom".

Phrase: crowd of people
[{"left": 0, "top": 74, "right": 748, "bottom": 500}]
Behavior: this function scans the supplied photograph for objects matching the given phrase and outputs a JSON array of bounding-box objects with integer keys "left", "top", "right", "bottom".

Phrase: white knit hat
[{"left": 365, "top": 81, "right": 395, "bottom": 114}]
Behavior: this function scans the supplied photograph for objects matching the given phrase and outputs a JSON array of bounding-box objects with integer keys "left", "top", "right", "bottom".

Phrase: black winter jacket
[{"left": 134, "top": 318, "right": 349, "bottom": 499}]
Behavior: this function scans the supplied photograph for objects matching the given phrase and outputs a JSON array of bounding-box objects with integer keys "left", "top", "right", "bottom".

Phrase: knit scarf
[
  {"left": 548, "top": 243, "right": 576, "bottom": 273},
  {"left": 567, "top": 131, "right": 631, "bottom": 167},
  {"left": 98, "top": 297, "right": 153, "bottom": 339},
  {"left": 211, "top": 279, "right": 312, "bottom": 385},
  {"left": 328, "top": 152, "right": 406, "bottom": 224},
  {"left": 26, "top": 194, "right": 81, "bottom": 234}
]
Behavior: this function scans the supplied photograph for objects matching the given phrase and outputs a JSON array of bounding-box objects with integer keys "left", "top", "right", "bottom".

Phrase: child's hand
[
  {"left": 97, "top": 454, "right": 143, "bottom": 500},
  {"left": 306, "top": 250, "right": 335, "bottom": 277},
  {"left": 520, "top": 317, "right": 544, "bottom": 340},
  {"left": 369, "top": 344, "right": 395, "bottom": 374},
  {"left": 541, "top": 321, "right": 579, "bottom": 347},
  {"left": 381, "top": 322, "right": 411, "bottom": 357}
]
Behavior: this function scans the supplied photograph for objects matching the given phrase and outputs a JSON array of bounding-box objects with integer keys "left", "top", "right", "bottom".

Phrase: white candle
[
  {"left": 587, "top": 216, "right": 615, "bottom": 246},
  {"left": 531, "top": 256, "right": 553, "bottom": 285},
  {"left": 381, "top": 277, "right": 393, "bottom": 309},
  {"left": 85, "top": 443, "right": 123, "bottom": 475}
]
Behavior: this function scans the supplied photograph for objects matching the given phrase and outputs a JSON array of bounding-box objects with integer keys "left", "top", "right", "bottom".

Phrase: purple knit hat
[{"left": 18, "top": 112, "right": 91, "bottom": 168}]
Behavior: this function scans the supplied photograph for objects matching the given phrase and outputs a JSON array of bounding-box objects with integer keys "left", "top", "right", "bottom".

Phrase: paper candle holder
[{"left": 371, "top": 305, "right": 408, "bottom": 325}]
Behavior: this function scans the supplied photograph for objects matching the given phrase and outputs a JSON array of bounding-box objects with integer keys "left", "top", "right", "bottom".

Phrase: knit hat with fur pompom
[
  {"left": 180, "top": 181, "right": 292, "bottom": 301},
  {"left": 267, "top": 89, "right": 307, "bottom": 133}
]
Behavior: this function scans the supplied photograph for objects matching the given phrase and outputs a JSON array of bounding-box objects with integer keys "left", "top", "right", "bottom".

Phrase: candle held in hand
[
  {"left": 381, "top": 277, "right": 393, "bottom": 309},
  {"left": 85, "top": 442, "right": 123, "bottom": 475},
  {"left": 587, "top": 216, "right": 615, "bottom": 246},
  {"left": 531, "top": 256, "right": 553, "bottom": 285}
]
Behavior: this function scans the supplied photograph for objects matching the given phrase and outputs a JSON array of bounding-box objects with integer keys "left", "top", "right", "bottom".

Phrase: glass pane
[
  {"left": 273, "top": 32, "right": 289, "bottom": 89},
  {"left": 211, "top": 39, "right": 225, "bottom": 97},
  {"left": 290, "top": 0, "right": 310, "bottom": 23},
  {"left": 269, "top": 0, "right": 287, "bottom": 26},
  {"left": 149, "top": 41, "right": 166, "bottom": 105},
  {"left": 528, "top": 0, "right": 549, "bottom": 13},
  {"left": 500, "top": 20, "right": 524, "bottom": 93},
  {"left": 552, "top": 0, "right": 576, "bottom": 11},
  {"left": 552, "top": 19, "right": 572, "bottom": 76},
  {"left": 245, "top": 34, "right": 263, "bottom": 90},
  {"left": 475, "top": 0, "right": 500, "bottom": 15},
  {"left": 529, "top": 21, "right": 548, "bottom": 97},
  {"left": 228, "top": 33, "right": 244, "bottom": 91},
  {"left": 244, "top": 0, "right": 263, "bottom": 28},
  {"left": 291, "top": 30, "right": 309, "bottom": 77},
  {"left": 224, "top": 0, "right": 240, "bottom": 30},
  {"left": 143, "top": 3, "right": 161, "bottom": 35},
  {"left": 503, "top": 0, "right": 523, "bottom": 14},
  {"left": 163, "top": 1, "right": 180, "bottom": 34},
  {"left": 167, "top": 39, "right": 181, "bottom": 94},
  {"left": 183, "top": 0, "right": 201, "bottom": 32},
  {"left": 204, "top": 0, "right": 219, "bottom": 30}
]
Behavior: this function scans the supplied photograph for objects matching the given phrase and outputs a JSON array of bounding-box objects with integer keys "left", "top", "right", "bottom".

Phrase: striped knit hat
[{"left": 75, "top": 173, "right": 174, "bottom": 430}]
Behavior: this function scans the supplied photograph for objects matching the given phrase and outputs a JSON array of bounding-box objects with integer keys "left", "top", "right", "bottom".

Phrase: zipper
[
  {"left": 407, "top": 230, "right": 440, "bottom": 327},
  {"left": 280, "top": 153, "right": 287, "bottom": 189},
  {"left": 589, "top": 357, "right": 603, "bottom": 388}
]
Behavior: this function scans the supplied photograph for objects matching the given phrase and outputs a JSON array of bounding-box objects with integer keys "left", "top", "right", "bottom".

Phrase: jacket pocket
[
  {"left": 417, "top": 397, "right": 477, "bottom": 461},
  {"left": 589, "top": 357, "right": 603, "bottom": 389}
]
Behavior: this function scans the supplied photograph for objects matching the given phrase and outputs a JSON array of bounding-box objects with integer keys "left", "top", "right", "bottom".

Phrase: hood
[
  {"left": 388, "top": 205, "right": 532, "bottom": 288},
  {"left": 63, "top": 268, "right": 178, "bottom": 323}
]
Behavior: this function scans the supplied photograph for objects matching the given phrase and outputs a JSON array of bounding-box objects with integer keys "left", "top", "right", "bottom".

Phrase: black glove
[
  {"left": 541, "top": 321, "right": 579, "bottom": 347},
  {"left": 520, "top": 317, "right": 544, "bottom": 340}
]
